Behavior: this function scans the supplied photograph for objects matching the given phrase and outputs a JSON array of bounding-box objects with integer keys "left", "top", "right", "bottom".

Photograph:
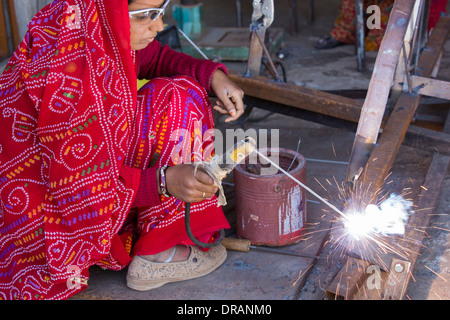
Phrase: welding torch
[{"left": 185, "top": 137, "right": 257, "bottom": 248}]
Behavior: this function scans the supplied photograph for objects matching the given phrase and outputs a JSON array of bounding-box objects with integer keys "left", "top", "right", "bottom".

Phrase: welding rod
[
  {"left": 177, "top": 27, "right": 209, "bottom": 60},
  {"left": 254, "top": 149, "right": 347, "bottom": 218},
  {"left": 222, "top": 238, "right": 322, "bottom": 260}
]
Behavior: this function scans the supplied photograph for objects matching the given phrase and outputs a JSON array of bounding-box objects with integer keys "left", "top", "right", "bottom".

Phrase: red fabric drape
[
  {"left": 0, "top": 0, "right": 230, "bottom": 300},
  {"left": 0, "top": 0, "right": 139, "bottom": 299}
]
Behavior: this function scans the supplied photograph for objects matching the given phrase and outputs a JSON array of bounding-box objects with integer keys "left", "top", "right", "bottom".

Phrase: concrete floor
[{"left": 1, "top": 0, "right": 449, "bottom": 300}]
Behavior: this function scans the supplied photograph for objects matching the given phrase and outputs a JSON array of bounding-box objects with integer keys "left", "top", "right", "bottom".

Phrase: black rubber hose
[{"left": 185, "top": 203, "right": 225, "bottom": 248}]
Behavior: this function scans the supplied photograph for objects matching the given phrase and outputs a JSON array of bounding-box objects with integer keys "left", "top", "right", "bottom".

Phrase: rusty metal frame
[
  {"left": 383, "top": 258, "right": 412, "bottom": 300},
  {"left": 322, "top": 14, "right": 449, "bottom": 300},
  {"left": 360, "top": 14, "right": 450, "bottom": 197},
  {"left": 395, "top": 153, "right": 450, "bottom": 299},
  {"left": 228, "top": 0, "right": 449, "bottom": 300},
  {"left": 410, "top": 75, "right": 450, "bottom": 100},
  {"left": 229, "top": 71, "right": 364, "bottom": 123},
  {"left": 324, "top": 13, "right": 450, "bottom": 300},
  {"left": 322, "top": 152, "right": 449, "bottom": 300},
  {"left": 404, "top": 124, "right": 450, "bottom": 156},
  {"left": 323, "top": 257, "right": 370, "bottom": 300},
  {"left": 230, "top": 1, "right": 449, "bottom": 201},
  {"left": 346, "top": 0, "right": 419, "bottom": 190}
]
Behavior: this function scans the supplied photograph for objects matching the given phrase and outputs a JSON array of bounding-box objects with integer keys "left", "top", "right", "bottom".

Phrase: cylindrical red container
[{"left": 234, "top": 148, "right": 307, "bottom": 247}]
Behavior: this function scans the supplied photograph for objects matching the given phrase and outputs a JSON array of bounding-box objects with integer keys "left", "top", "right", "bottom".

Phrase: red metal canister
[{"left": 234, "top": 148, "right": 307, "bottom": 246}]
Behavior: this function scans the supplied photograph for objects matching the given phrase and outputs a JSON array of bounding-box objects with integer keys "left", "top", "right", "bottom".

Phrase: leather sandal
[
  {"left": 126, "top": 244, "right": 227, "bottom": 291},
  {"left": 315, "top": 34, "right": 344, "bottom": 50}
]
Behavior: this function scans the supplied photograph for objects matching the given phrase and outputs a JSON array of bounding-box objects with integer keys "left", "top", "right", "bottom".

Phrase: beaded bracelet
[{"left": 159, "top": 165, "right": 171, "bottom": 198}]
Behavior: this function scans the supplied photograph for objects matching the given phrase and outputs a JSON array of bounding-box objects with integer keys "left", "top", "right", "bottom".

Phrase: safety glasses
[{"left": 129, "top": 0, "right": 171, "bottom": 25}]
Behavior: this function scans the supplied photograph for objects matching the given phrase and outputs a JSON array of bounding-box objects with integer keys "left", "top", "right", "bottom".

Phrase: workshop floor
[{"left": 1, "top": 0, "right": 449, "bottom": 300}]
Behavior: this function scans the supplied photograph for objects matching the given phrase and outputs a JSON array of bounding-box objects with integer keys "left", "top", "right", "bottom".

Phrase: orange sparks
[{"left": 424, "top": 265, "right": 448, "bottom": 282}]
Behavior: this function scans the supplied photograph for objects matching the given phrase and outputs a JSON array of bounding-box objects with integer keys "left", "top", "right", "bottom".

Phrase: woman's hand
[
  {"left": 165, "top": 164, "right": 218, "bottom": 203},
  {"left": 210, "top": 69, "right": 245, "bottom": 123}
]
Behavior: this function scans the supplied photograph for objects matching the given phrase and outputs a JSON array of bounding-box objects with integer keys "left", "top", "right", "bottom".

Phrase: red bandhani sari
[
  {"left": 125, "top": 76, "right": 228, "bottom": 259},
  {"left": 0, "top": 0, "right": 228, "bottom": 300}
]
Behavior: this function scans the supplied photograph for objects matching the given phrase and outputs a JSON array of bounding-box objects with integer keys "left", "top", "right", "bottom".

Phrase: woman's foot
[
  {"left": 140, "top": 245, "right": 190, "bottom": 263},
  {"left": 315, "top": 34, "right": 344, "bottom": 49},
  {"left": 126, "top": 244, "right": 227, "bottom": 291}
]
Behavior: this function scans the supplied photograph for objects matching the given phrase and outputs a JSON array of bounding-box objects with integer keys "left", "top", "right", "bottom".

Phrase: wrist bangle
[{"left": 159, "top": 165, "right": 171, "bottom": 198}]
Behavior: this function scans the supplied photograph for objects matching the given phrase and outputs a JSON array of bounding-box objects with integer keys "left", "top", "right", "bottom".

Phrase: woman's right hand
[{"left": 165, "top": 164, "right": 219, "bottom": 203}]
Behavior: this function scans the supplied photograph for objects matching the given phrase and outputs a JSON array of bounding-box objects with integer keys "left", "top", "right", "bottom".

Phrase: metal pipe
[
  {"left": 236, "top": 0, "right": 242, "bottom": 28},
  {"left": 306, "top": 158, "right": 348, "bottom": 165}
]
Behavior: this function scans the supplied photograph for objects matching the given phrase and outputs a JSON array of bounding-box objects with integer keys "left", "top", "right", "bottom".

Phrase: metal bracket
[
  {"left": 410, "top": 75, "right": 450, "bottom": 100},
  {"left": 383, "top": 258, "right": 411, "bottom": 300}
]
